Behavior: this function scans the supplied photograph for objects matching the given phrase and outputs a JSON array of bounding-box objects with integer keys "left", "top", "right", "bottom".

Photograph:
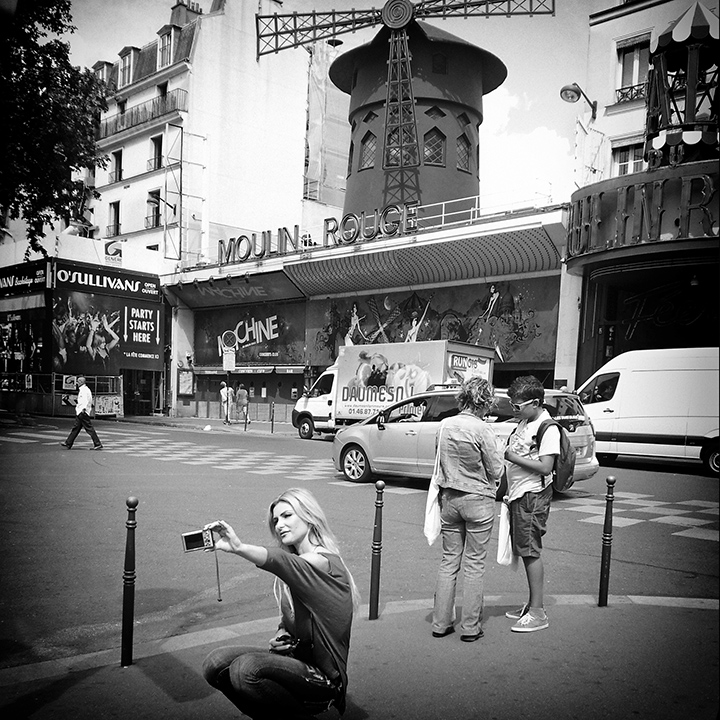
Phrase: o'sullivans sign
[{"left": 218, "top": 202, "right": 418, "bottom": 267}]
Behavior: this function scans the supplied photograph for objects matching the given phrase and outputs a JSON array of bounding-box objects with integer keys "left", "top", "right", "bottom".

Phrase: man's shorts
[{"left": 509, "top": 485, "right": 553, "bottom": 558}]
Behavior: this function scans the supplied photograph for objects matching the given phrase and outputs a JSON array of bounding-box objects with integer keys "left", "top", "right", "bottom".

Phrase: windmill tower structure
[
  {"left": 257, "top": 0, "right": 556, "bottom": 219},
  {"left": 329, "top": 19, "right": 506, "bottom": 217}
]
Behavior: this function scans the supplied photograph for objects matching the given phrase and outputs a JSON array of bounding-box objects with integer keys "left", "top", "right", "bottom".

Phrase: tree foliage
[{"left": 0, "top": 0, "right": 108, "bottom": 258}]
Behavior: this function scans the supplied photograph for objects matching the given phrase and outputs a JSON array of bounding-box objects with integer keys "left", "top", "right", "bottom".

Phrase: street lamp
[{"left": 560, "top": 83, "right": 597, "bottom": 120}]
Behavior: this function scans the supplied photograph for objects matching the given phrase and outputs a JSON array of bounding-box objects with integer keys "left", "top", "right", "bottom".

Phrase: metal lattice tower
[{"left": 384, "top": 29, "right": 419, "bottom": 168}]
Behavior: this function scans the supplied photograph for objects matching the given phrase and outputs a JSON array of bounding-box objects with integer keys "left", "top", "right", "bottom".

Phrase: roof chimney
[{"left": 170, "top": 0, "right": 202, "bottom": 27}]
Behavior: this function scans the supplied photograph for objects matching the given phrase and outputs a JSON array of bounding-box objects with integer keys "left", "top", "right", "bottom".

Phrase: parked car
[
  {"left": 576, "top": 347, "right": 719, "bottom": 476},
  {"left": 332, "top": 387, "right": 599, "bottom": 485}
]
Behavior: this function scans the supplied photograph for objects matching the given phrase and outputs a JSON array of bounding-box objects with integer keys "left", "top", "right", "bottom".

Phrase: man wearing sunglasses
[{"left": 502, "top": 376, "right": 560, "bottom": 633}]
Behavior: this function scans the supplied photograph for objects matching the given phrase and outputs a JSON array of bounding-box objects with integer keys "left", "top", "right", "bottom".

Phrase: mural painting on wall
[
  {"left": 52, "top": 291, "right": 164, "bottom": 375},
  {"left": 307, "top": 277, "right": 559, "bottom": 367},
  {"left": 194, "top": 302, "right": 306, "bottom": 366}
]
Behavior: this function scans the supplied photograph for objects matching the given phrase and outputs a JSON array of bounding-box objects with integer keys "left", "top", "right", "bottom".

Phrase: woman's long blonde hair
[{"left": 268, "top": 487, "right": 361, "bottom": 611}]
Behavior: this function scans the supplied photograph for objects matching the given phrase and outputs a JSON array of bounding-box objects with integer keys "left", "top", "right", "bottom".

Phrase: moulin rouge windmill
[{"left": 257, "top": 0, "right": 556, "bottom": 216}]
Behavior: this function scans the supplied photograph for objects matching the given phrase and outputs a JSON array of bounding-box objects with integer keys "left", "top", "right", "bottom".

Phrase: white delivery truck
[
  {"left": 576, "top": 347, "right": 719, "bottom": 475},
  {"left": 292, "top": 340, "right": 495, "bottom": 439}
]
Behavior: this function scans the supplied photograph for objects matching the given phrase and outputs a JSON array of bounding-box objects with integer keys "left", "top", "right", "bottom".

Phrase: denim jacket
[{"left": 435, "top": 411, "right": 505, "bottom": 498}]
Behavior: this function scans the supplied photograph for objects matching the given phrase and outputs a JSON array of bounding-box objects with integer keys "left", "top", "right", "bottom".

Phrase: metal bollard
[
  {"left": 369, "top": 481, "right": 385, "bottom": 620},
  {"left": 121, "top": 496, "right": 139, "bottom": 667},
  {"left": 598, "top": 476, "right": 616, "bottom": 607}
]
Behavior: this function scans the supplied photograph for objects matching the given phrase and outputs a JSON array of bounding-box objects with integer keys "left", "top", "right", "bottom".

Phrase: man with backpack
[{"left": 503, "top": 375, "right": 568, "bottom": 633}]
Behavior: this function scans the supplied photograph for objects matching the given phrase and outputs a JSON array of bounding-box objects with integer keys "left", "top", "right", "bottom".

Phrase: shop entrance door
[{"left": 123, "top": 369, "right": 160, "bottom": 416}]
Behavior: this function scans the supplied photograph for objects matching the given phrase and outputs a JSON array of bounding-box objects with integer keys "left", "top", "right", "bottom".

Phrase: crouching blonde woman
[{"left": 202, "top": 488, "right": 360, "bottom": 720}]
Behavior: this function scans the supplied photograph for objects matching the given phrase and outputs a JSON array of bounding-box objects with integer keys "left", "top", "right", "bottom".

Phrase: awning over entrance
[
  {"left": 193, "top": 365, "right": 275, "bottom": 374},
  {"left": 162, "top": 206, "right": 567, "bottom": 306}
]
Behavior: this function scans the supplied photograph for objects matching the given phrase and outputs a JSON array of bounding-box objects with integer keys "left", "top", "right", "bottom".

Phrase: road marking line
[
  {"left": 650, "top": 516, "right": 716, "bottom": 527},
  {"left": 580, "top": 515, "right": 645, "bottom": 527},
  {"left": 672, "top": 528, "right": 719, "bottom": 541}
]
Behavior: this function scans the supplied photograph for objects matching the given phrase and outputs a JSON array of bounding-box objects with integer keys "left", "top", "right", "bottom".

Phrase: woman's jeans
[
  {"left": 203, "top": 645, "right": 338, "bottom": 720},
  {"left": 433, "top": 488, "right": 496, "bottom": 636}
]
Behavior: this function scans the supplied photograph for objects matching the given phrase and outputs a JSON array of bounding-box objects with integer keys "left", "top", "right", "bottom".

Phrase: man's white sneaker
[{"left": 511, "top": 611, "right": 549, "bottom": 633}]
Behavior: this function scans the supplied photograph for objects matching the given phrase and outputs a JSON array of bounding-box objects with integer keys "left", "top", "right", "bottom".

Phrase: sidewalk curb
[{"left": 1, "top": 594, "right": 716, "bottom": 687}]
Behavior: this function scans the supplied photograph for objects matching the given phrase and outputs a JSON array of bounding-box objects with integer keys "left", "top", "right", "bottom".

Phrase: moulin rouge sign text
[{"left": 218, "top": 202, "right": 418, "bottom": 266}]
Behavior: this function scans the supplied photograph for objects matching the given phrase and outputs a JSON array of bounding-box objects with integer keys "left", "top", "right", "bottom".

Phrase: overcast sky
[{"left": 66, "top": 0, "right": 597, "bottom": 207}]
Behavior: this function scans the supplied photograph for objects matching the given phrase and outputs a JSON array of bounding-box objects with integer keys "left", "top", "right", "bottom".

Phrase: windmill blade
[
  {"left": 256, "top": 8, "right": 383, "bottom": 58},
  {"left": 415, "top": 0, "right": 555, "bottom": 20}
]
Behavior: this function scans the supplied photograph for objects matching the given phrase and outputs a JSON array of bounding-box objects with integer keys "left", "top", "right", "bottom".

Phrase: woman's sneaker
[
  {"left": 505, "top": 603, "right": 529, "bottom": 620},
  {"left": 511, "top": 610, "right": 549, "bottom": 633}
]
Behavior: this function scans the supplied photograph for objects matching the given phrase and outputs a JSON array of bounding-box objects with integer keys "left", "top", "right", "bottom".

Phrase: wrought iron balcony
[
  {"left": 98, "top": 89, "right": 188, "bottom": 139},
  {"left": 615, "top": 82, "right": 646, "bottom": 104}
]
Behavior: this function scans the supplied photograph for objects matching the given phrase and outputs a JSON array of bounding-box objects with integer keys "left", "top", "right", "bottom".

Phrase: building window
[
  {"left": 457, "top": 112, "right": 470, "bottom": 127},
  {"left": 148, "top": 136, "right": 163, "bottom": 171},
  {"left": 107, "top": 201, "right": 121, "bottom": 236},
  {"left": 432, "top": 53, "right": 447, "bottom": 74},
  {"left": 157, "top": 81, "right": 168, "bottom": 99},
  {"left": 612, "top": 144, "right": 646, "bottom": 176},
  {"left": 117, "top": 99, "right": 126, "bottom": 114},
  {"left": 109, "top": 150, "right": 123, "bottom": 184},
  {"left": 363, "top": 110, "right": 378, "bottom": 124},
  {"left": 347, "top": 141, "right": 354, "bottom": 177},
  {"left": 359, "top": 132, "right": 376, "bottom": 170},
  {"left": 617, "top": 37, "right": 650, "bottom": 103},
  {"left": 423, "top": 128, "right": 445, "bottom": 166},
  {"left": 425, "top": 106, "right": 445, "bottom": 120},
  {"left": 158, "top": 33, "right": 172, "bottom": 68},
  {"left": 457, "top": 134, "right": 471, "bottom": 172},
  {"left": 146, "top": 191, "right": 161, "bottom": 229},
  {"left": 119, "top": 53, "right": 132, "bottom": 87}
]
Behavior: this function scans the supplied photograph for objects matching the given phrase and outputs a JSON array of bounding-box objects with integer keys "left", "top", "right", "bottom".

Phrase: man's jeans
[{"left": 433, "top": 488, "right": 496, "bottom": 636}]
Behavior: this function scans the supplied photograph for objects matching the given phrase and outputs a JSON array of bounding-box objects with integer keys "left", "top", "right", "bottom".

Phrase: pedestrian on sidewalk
[
  {"left": 61, "top": 376, "right": 103, "bottom": 450},
  {"left": 202, "top": 487, "right": 360, "bottom": 720},
  {"left": 236, "top": 383, "right": 251, "bottom": 424},
  {"left": 431, "top": 377, "right": 504, "bottom": 643},
  {"left": 220, "top": 381, "right": 233, "bottom": 424},
  {"left": 503, "top": 375, "right": 560, "bottom": 633}
]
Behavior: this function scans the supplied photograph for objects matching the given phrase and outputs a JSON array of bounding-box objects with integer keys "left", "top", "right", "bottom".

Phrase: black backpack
[{"left": 535, "top": 419, "right": 576, "bottom": 493}]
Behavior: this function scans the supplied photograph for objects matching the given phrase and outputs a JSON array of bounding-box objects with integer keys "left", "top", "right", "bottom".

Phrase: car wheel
[
  {"left": 342, "top": 445, "right": 372, "bottom": 483},
  {"left": 297, "top": 417, "right": 315, "bottom": 440},
  {"left": 552, "top": 483, "right": 574, "bottom": 498},
  {"left": 701, "top": 441, "right": 719, "bottom": 477}
]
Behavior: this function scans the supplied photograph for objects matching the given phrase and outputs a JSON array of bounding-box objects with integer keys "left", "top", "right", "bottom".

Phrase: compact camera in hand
[{"left": 181, "top": 528, "right": 215, "bottom": 553}]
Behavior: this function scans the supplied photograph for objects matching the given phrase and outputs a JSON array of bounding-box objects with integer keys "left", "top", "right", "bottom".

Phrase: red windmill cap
[{"left": 650, "top": 1, "right": 719, "bottom": 54}]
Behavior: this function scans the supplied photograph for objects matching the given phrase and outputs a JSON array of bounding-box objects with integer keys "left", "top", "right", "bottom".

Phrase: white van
[{"left": 576, "top": 348, "right": 719, "bottom": 475}]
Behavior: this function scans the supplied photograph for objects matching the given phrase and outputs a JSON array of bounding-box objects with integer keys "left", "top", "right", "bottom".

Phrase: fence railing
[{"left": 98, "top": 89, "right": 188, "bottom": 139}]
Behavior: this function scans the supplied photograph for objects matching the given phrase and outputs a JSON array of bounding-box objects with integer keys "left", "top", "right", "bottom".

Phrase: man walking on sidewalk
[{"left": 61, "top": 376, "right": 103, "bottom": 450}]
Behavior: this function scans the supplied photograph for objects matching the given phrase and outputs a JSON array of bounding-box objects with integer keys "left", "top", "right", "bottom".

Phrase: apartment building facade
[{"left": 562, "top": 0, "right": 718, "bottom": 383}]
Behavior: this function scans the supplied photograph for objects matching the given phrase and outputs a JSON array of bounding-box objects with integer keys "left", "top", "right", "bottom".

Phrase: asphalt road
[{"left": 1, "top": 416, "right": 718, "bottom": 671}]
